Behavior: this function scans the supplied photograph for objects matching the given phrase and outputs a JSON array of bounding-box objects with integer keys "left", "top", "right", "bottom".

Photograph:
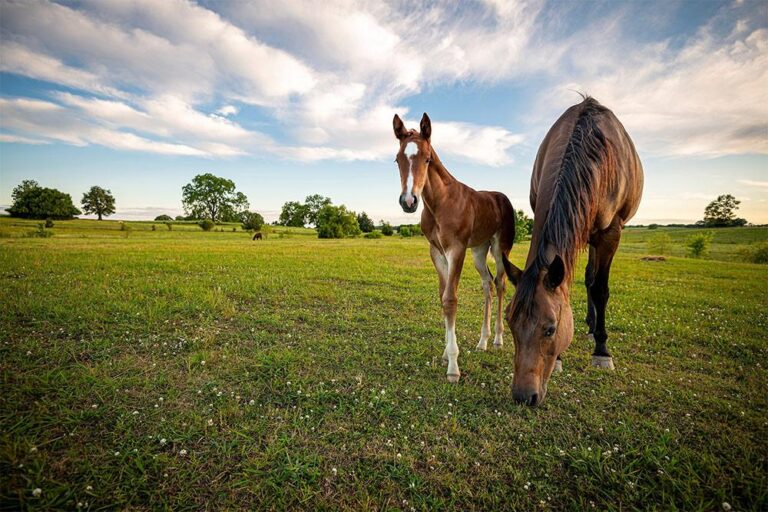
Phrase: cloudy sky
[{"left": 0, "top": 0, "right": 766, "bottom": 224}]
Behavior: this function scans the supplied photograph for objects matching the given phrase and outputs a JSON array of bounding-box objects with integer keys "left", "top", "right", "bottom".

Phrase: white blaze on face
[{"left": 403, "top": 141, "right": 418, "bottom": 207}]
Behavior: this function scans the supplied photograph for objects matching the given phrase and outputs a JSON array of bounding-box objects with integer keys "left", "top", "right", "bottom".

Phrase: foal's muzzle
[{"left": 399, "top": 193, "right": 419, "bottom": 213}]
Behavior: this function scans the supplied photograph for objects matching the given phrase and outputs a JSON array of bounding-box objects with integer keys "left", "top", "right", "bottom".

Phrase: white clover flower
[
  {"left": 160, "top": 438, "right": 167, "bottom": 445},
  {"left": 27, "top": 351, "right": 33, "bottom": 356},
  {"left": 179, "top": 449, "right": 187, "bottom": 456},
  {"left": 86, "top": 485, "right": 93, "bottom": 491},
  {"left": 249, "top": 399, "right": 255, "bottom": 406},
  {"left": 207, "top": 419, "right": 214, "bottom": 426},
  {"left": 200, "top": 360, "right": 206, "bottom": 365},
  {"left": 331, "top": 467, "right": 337, "bottom": 476},
  {"left": 722, "top": 502, "right": 732, "bottom": 511},
  {"left": 32, "top": 488, "right": 42, "bottom": 497}
]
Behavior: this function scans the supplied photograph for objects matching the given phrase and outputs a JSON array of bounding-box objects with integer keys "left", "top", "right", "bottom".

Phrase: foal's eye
[{"left": 544, "top": 325, "right": 556, "bottom": 337}]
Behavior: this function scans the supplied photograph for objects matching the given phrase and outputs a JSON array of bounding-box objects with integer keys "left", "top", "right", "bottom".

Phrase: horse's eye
[{"left": 544, "top": 325, "right": 556, "bottom": 337}]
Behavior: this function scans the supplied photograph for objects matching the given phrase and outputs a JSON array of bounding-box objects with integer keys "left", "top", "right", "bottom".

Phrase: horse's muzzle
[
  {"left": 399, "top": 193, "right": 418, "bottom": 213},
  {"left": 513, "top": 388, "right": 543, "bottom": 407}
]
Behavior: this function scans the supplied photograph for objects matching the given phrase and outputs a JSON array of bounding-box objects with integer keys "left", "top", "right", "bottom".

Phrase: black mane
[{"left": 513, "top": 97, "right": 609, "bottom": 318}]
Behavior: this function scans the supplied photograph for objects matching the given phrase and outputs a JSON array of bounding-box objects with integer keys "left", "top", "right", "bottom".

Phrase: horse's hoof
[
  {"left": 591, "top": 355, "right": 614, "bottom": 370},
  {"left": 554, "top": 360, "right": 563, "bottom": 373},
  {"left": 492, "top": 341, "right": 503, "bottom": 349},
  {"left": 446, "top": 373, "right": 460, "bottom": 383},
  {"left": 475, "top": 342, "right": 488, "bottom": 351}
]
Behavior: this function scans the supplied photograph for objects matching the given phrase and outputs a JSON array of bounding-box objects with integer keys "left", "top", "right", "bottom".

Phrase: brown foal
[{"left": 393, "top": 113, "right": 516, "bottom": 383}]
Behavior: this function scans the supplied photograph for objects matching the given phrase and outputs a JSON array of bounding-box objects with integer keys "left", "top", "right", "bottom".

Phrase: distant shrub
[
  {"left": 199, "top": 219, "right": 215, "bottom": 231},
  {"left": 686, "top": 232, "right": 713, "bottom": 258},
  {"left": 26, "top": 223, "right": 53, "bottom": 238},
  {"left": 647, "top": 233, "right": 672, "bottom": 255},
  {"left": 380, "top": 222, "right": 394, "bottom": 236},
  {"left": 44, "top": 218, "right": 54, "bottom": 228},
  {"left": 151, "top": 224, "right": 157, "bottom": 231},
  {"left": 154, "top": 214, "right": 173, "bottom": 221},
  {"left": 364, "top": 230, "right": 383, "bottom": 239},
  {"left": 165, "top": 222, "right": 172, "bottom": 231},
  {"left": 399, "top": 226, "right": 412, "bottom": 237},
  {"left": 648, "top": 223, "right": 659, "bottom": 230},
  {"left": 232, "top": 227, "right": 237, "bottom": 232},
  {"left": 739, "top": 241, "right": 768, "bottom": 264},
  {"left": 316, "top": 205, "right": 361, "bottom": 239}
]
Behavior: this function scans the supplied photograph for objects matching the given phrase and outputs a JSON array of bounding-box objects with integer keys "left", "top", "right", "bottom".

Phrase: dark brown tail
[{"left": 497, "top": 193, "right": 521, "bottom": 285}]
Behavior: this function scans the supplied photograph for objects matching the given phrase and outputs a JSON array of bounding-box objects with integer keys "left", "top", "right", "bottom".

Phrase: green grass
[
  {"left": 621, "top": 225, "right": 768, "bottom": 261},
  {"left": 1, "top": 219, "right": 766, "bottom": 510}
]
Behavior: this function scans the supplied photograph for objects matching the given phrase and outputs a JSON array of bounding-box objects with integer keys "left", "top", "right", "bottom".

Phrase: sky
[{"left": 0, "top": 0, "right": 766, "bottom": 225}]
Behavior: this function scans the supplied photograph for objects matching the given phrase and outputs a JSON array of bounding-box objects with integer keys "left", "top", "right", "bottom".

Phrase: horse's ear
[
  {"left": 420, "top": 112, "right": 431, "bottom": 141},
  {"left": 545, "top": 255, "right": 565, "bottom": 290},
  {"left": 393, "top": 114, "right": 408, "bottom": 140},
  {"left": 502, "top": 254, "right": 522, "bottom": 286}
]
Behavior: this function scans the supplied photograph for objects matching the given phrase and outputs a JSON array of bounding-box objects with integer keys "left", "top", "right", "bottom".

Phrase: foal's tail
[{"left": 497, "top": 193, "right": 522, "bottom": 285}]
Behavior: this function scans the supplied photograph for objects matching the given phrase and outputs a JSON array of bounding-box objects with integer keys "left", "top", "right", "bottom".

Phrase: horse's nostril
[{"left": 528, "top": 393, "right": 538, "bottom": 406}]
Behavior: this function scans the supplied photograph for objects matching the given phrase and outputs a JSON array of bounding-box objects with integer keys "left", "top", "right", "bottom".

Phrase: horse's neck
[{"left": 422, "top": 154, "right": 460, "bottom": 217}]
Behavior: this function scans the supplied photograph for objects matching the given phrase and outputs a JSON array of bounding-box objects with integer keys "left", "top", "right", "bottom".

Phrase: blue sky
[{"left": 0, "top": 0, "right": 766, "bottom": 224}]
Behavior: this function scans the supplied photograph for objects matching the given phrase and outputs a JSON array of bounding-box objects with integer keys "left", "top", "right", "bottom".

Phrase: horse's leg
[
  {"left": 589, "top": 222, "right": 622, "bottom": 369},
  {"left": 585, "top": 245, "right": 596, "bottom": 334},
  {"left": 442, "top": 247, "right": 466, "bottom": 383},
  {"left": 471, "top": 243, "right": 493, "bottom": 351},
  {"left": 429, "top": 245, "right": 449, "bottom": 365},
  {"left": 490, "top": 235, "right": 507, "bottom": 349}
]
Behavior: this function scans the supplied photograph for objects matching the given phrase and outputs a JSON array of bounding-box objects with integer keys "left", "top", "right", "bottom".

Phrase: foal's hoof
[
  {"left": 554, "top": 360, "right": 563, "bottom": 373},
  {"left": 591, "top": 355, "right": 615, "bottom": 370},
  {"left": 475, "top": 341, "right": 488, "bottom": 351},
  {"left": 446, "top": 373, "right": 460, "bottom": 383}
]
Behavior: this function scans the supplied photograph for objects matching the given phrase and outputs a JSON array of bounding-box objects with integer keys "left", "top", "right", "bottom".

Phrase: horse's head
[
  {"left": 504, "top": 255, "right": 574, "bottom": 406},
  {"left": 392, "top": 113, "right": 433, "bottom": 213}
]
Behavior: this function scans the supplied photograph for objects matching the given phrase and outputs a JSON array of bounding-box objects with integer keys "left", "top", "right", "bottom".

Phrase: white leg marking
[
  {"left": 445, "top": 316, "right": 460, "bottom": 383},
  {"left": 491, "top": 236, "right": 506, "bottom": 348}
]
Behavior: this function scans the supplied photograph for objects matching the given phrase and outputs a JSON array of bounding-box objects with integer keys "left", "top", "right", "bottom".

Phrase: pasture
[{"left": 1, "top": 219, "right": 766, "bottom": 510}]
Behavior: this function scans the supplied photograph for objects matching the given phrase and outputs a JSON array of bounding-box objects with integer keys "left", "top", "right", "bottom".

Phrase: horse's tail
[{"left": 497, "top": 193, "right": 521, "bottom": 284}]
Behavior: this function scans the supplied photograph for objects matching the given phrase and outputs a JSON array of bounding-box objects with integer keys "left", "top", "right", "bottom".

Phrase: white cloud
[{"left": 740, "top": 180, "right": 768, "bottom": 190}]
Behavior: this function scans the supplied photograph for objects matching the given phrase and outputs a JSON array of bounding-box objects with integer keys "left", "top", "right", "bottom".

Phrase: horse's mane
[{"left": 513, "top": 97, "right": 609, "bottom": 318}]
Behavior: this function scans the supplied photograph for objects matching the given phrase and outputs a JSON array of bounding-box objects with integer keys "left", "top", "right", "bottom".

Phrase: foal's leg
[
  {"left": 589, "top": 223, "right": 621, "bottom": 369},
  {"left": 471, "top": 243, "right": 493, "bottom": 351},
  {"left": 429, "top": 246, "right": 449, "bottom": 365},
  {"left": 490, "top": 236, "right": 507, "bottom": 349},
  {"left": 442, "top": 248, "right": 466, "bottom": 383}
]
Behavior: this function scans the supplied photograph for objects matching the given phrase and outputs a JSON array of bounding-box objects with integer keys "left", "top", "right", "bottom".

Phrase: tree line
[{"left": 5, "top": 176, "right": 750, "bottom": 235}]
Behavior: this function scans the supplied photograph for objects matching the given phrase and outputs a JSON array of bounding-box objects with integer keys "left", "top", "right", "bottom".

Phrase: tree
[
  {"left": 356, "top": 212, "right": 375, "bottom": 232},
  {"left": 6, "top": 181, "right": 81, "bottom": 219},
  {"left": 181, "top": 173, "right": 248, "bottom": 223},
  {"left": 380, "top": 221, "right": 394, "bottom": 236},
  {"left": 316, "top": 205, "right": 361, "bottom": 238},
  {"left": 155, "top": 214, "right": 173, "bottom": 221},
  {"left": 304, "top": 194, "right": 332, "bottom": 226},
  {"left": 278, "top": 201, "right": 308, "bottom": 227},
  {"left": 703, "top": 194, "right": 744, "bottom": 227},
  {"left": 515, "top": 209, "right": 533, "bottom": 242},
  {"left": 241, "top": 211, "right": 265, "bottom": 231},
  {"left": 81, "top": 186, "right": 116, "bottom": 220}
]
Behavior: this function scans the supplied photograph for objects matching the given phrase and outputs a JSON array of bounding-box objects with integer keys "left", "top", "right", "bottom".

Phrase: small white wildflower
[
  {"left": 179, "top": 449, "right": 187, "bottom": 456},
  {"left": 86, "top": 485, "right": 93, "bottom": 491},
  {"left": 207, "top": 419, "right": 214, "bottom": 426},
  {"left": 249, "top": 399, "right": 255, "bottom": 406},
  {"left": 132, "top": 410, "right": 139, "bottom": 415},
  {"left": 27, "top": 351, "right": 33, "bottom": 356},
  {"left": 331, "top": 467, "right": 338, "bottom": 476},
  {"left": 722, "top": 502, "right": 732, "bottom": 511},
  {"left": 397, "top": 453, "right": 402, "bottom": 458},
  {"left": 160, "top": 438, "right": 167, "bottom": 445},
  {"left": 32, "top": 488, "right": 42, "bottom": 497},
  {"left": 91, "top": 404, "right": 98, "bottom": 409},
  {"left": 30, "top": 446, "right": 38, "bottom": 453},
  {"left": 200, "top": 360, "right": 206, "bottom": 365}
]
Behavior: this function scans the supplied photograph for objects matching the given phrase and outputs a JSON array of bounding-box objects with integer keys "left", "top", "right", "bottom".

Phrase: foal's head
[
  {"left": 392, "top": 113, "right": 433, "bottom": 213},
  {"left": 504, "top": 255, "right": 574, "bottom": 406}
]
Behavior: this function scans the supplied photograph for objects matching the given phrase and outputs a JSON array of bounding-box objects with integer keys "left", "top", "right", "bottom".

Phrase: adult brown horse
[
  {"left": 503, "top": 97, "right": 643, "bottom": 406},
  {"left": 392, "top": 113, "right": 517, "bottom": 383}
]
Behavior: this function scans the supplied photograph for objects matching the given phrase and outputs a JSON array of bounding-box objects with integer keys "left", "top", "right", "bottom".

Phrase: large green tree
[
  {"left": 703, "top": 194, "right": 746, "bottom": 227},
  {"left": 515, "top": 209, "right": 533, "bottom": 242},
  {"left": 181, "top": 173, "right": 248, "bottom": 222},
  {"left": 81, "top": 186, "right": 116, "bottom": 220},
  {"left": 278, "top": 201, "right": 308, "bottom": 227},
  {"left": 304, "top": 194, "right": 332, "bottom": 226},
  {"left": 356, "top": 211, "right": 374, "bottom": 233},
  {"left": 316, "top": 205, "right": 361, "bottom": 238},
  {"left": 241, "top": 211, "right": 265, "bottom": 231},
  {"left": 6, "top": 180, "right": 81, "bottom": 219}
]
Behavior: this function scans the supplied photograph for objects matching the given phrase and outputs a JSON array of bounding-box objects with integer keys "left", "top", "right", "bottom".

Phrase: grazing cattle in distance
[
  {"left": 503, "top": 97, "right": 644, "bottom": 406},
  {"left": 392, "top": 112, "right": 517, "bottom": 383}
]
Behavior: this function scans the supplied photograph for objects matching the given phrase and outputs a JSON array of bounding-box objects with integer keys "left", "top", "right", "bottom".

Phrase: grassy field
[{"left": 1, "top": 218, "right": 766, "bottom": 510}]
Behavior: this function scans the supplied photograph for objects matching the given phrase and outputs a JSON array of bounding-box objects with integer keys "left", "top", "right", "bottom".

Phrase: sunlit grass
[{"left": 1, "top": 219, "right": 766, "bottom": 510}]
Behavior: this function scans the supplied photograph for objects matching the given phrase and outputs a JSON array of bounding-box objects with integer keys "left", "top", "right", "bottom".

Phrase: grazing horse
[
  {"left": 503, "top": 97, "right": 643, "bottom": 406},
  {"left": 392, "top": 113, "right": 517, "bottom": 383},
  {"left": 252, "top": 232, "right": 263, "bottom": 240}
]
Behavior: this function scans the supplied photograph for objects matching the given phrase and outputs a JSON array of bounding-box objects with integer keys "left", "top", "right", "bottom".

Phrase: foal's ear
[
  {"left": 502, "top": 254, "right": 522, "bottom": 286},
  {"left": 545, "top": 255, "right": 566, "bottom": 290},
  {"left": 420, "top": 112, "right": 432, "bottom": 141},
  {"left": 393, "top": 114, "right": 408, "bottom": 140}
]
